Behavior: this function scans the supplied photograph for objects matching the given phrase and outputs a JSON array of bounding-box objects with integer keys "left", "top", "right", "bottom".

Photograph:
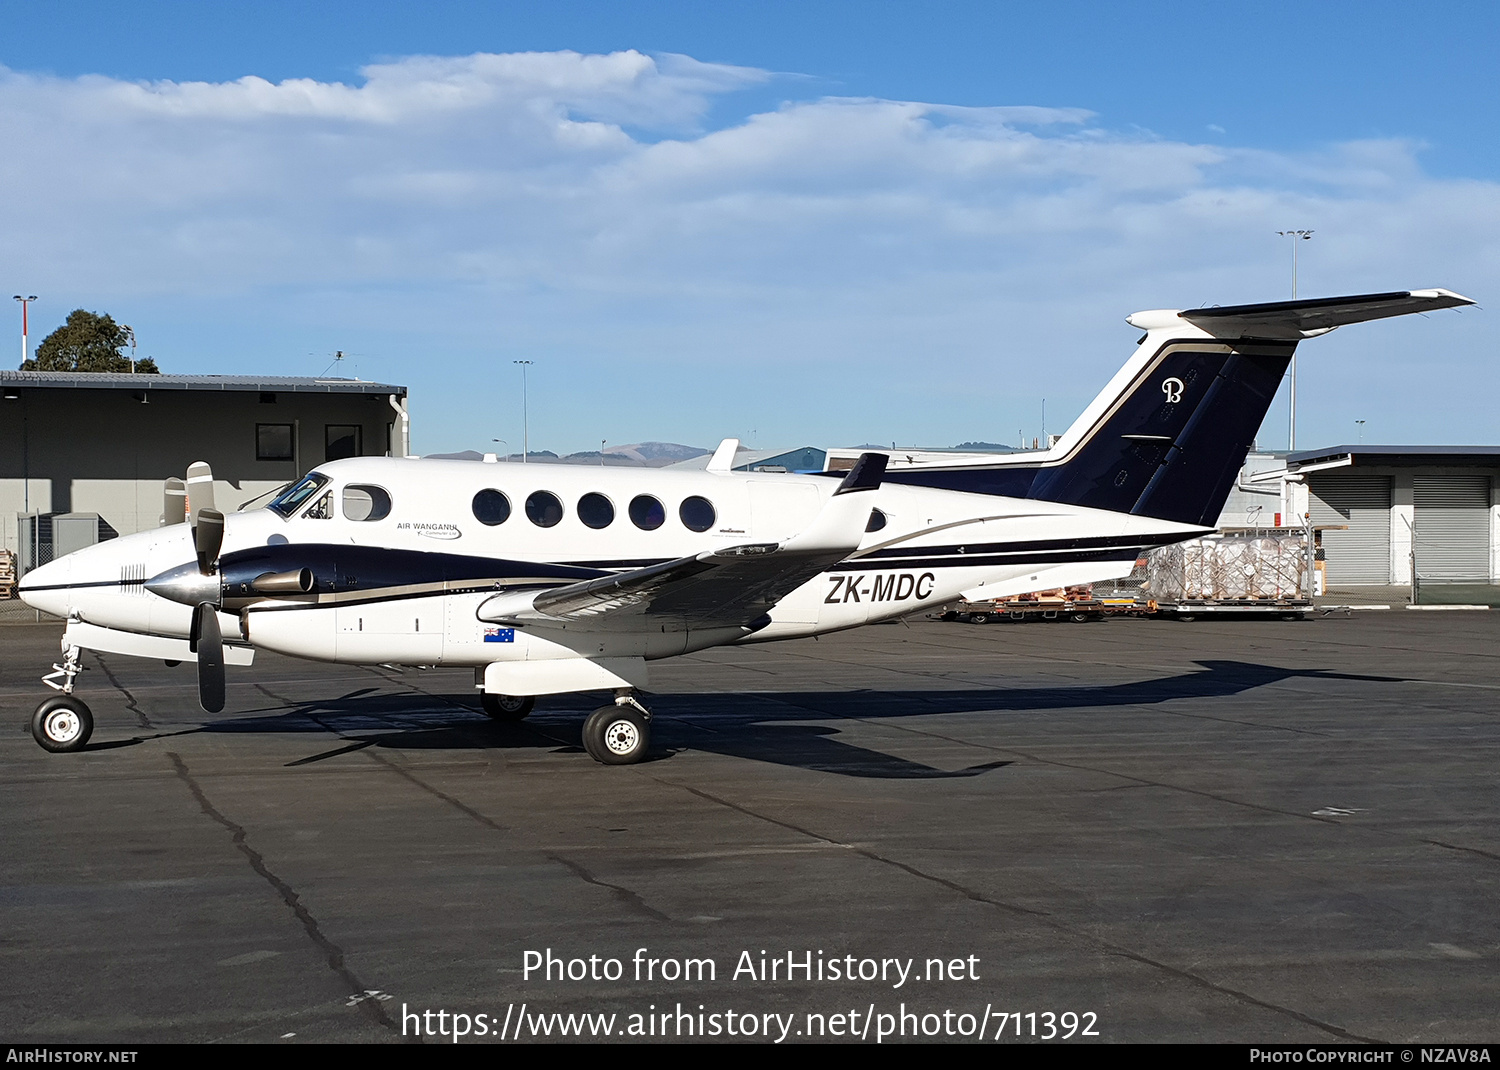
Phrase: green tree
[{"left": 22, "top": 309, "right": 159, "bottom": 373}]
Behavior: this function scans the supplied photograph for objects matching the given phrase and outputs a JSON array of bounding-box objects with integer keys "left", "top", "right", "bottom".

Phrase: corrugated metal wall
[
  {"left": 1307, "top": 474, "right": 1392, "bottom": 584},
  {"left": 1413, "top": 475, "right": 1492, "bottom": 582}
]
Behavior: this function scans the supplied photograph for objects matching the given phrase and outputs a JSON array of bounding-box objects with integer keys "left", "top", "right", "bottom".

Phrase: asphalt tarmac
[{"left": 2, "top": 612, "right": 1497, "bottom": 1045}]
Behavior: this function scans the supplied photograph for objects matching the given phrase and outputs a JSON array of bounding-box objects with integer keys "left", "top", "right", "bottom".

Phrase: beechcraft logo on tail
[
  {"left": 483, "top": 627, "right": 515, "bottom": 643},
  {"left": 1162, "top": 377, "right": 1185, "bottom": 403}
]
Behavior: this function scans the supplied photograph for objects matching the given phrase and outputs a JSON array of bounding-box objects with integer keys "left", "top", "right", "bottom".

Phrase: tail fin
[
  {"left": 885, "top": 289, "right": 1474, "bottom": 526},
  {"left": 1025, "top": 338, "right": 1292, "bottom": 524}
]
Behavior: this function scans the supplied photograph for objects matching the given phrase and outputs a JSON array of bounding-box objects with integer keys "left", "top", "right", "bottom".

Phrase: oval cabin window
[
  {"left": 578, "top": 492, "right": 615, "bottom": 529},
  {"left": 472, "top": 489, "right": 511, "bottom": 526},
  {"left": 526, "top": 491, "right": 564, "bottom": 528},
  {"left": 679, "top": 496, "right": 716, "bottom": 532},
  {"left": 629, "top": 495, "right": 666, "bottom": 531},
  {"left": 342, "top": 485, "right": 392, "bottom": 522}
]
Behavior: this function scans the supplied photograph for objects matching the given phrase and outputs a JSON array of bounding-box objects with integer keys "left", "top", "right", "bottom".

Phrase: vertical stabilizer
[{"left": 883, "top": 288, "right": 1471, "bottom": 527}]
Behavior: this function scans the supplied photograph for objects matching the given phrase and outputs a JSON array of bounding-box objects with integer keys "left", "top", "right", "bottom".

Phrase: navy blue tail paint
[{"left": 884, "top": 339, "right": 1295, "bottom": 527}]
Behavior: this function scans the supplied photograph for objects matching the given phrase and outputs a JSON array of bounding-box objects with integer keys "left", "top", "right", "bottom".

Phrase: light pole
[
  {"left": 600, "top": 439, "right": 607, "bottom": 467},
  {"left": 1276, "top": 230, "right": 1313, "bottom": 450},
  {"left": 1355, "top": 419, "right": 1365, "bottom": 444},
  {"left": 13, "top": 295, "right": 37, "bottom": 366},
  {"left": 491, "top": 438, "right": 508, "bottom": 462},
  {"left": 513, "top": 360, "right": 533, "bottom": 463}
]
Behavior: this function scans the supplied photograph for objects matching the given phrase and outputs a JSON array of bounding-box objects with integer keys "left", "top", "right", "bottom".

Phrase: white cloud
[{"left": 0, "top": 49, "right": 1494, "bottom": 451}]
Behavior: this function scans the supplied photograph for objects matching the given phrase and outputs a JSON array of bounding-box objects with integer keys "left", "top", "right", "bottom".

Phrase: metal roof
[
  {"left": 1288, "top": 445, "right": 1500, "bottom": 469},
  {"left": 0, "top": 370, "right": 405, "bottom": 395}
]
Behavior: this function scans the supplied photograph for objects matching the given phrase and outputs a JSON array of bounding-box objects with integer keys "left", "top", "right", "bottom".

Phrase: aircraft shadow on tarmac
[{"left": 179, "top": 659, "right": 1405, "bottom": 780}]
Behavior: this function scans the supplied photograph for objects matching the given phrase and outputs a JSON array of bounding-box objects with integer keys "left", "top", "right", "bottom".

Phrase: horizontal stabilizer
[{"left": 1169, "top": 289, "right": 1474, "bottom": 339}]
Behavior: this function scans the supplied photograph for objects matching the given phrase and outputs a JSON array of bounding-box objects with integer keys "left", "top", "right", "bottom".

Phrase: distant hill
[
  {"left": 423, "top": 444, "right": 708, "bottom": 467},
  {"left": 604, "top": 442, "right": 710, "bottom": 467},
  {"left": 424, "top": 449, "right": 565, "bottom": 462},
  {"left": 951, "top": 441, "right": 1012, "bottom": 450},
  {"left": 560, "top": 451, "right": 650, "bottom": 467}
]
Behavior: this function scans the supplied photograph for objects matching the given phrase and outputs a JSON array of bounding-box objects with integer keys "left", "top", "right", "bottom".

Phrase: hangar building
[
  {"left": 1, "top": 371, "right": 409, "bottom": 573},
  {"left": 1213, "top": 447, "right": 1500, "bottom": 587}
]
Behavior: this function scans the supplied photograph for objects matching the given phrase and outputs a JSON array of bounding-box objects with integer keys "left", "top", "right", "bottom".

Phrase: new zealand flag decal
[{"left": 483, "top": 626, "right": 515, "bottom": 643}]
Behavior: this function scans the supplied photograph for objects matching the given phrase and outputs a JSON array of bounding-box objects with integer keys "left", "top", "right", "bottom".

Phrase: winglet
[
  {"left": 834, "top": 452, "right": 887, "bottom": 494},
  {"left": 706, "top": 438, "right": 740, "bottom": 473}
]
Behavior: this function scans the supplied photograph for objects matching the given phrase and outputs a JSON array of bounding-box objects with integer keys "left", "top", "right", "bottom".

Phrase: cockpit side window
[
  {"left": 268, "top": 473, "right": 330, "bottom": 519},
  {"left": 343, "top": 484, "right": 392, "bottom": 522},
  {"left": 304, "top": 491, "right": 334, "bottom": 520}
]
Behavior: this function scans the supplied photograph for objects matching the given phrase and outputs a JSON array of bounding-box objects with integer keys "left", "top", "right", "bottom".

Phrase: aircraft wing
[
  {"left": 1176, "top": 288, "right": 1474, "bottom": 339},
  {"left": 476, "top": 454, "right": 887, "bottom": 631}
]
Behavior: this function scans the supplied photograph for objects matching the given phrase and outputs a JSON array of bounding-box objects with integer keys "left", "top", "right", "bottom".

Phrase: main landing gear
[
  {"left": 582, "top": 691, "right": 651, "bottom": 766},
  {"left": 480, "top": 692, "right": 535, "bottom": 721},
  {"left": 31, "top": 643, "right": 93, "bottom": 753}
]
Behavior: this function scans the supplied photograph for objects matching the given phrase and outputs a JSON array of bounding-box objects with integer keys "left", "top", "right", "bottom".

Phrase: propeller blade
[
  {"left": 163, "top": 478, "right": 187, "bottom": 526},
  {"left": 193, "top": 603, "right": 226, "bottom": 713},
  {"left": 186, "top": 461, "right": 215, "bottom": 526},
  {"left": 194, "top": 508, "right": 224, "bottom": 576}
]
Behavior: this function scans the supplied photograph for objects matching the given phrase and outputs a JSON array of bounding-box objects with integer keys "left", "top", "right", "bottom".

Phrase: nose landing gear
[{"left": 31, "top": 643, "right": 93, "bottom": 752}]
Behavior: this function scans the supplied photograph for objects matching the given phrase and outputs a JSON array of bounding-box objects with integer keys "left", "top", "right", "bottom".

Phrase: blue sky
[{"left": 2, "top": 1, "right": 1495, "bottom": 454}]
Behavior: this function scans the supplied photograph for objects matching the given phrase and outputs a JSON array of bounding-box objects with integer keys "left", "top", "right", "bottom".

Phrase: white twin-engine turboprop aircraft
[{"left": 19, "top": 288, "right": 1473, "bottom": 763}]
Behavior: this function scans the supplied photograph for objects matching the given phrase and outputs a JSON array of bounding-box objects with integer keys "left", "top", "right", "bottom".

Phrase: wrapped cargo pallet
[{"left": 1145, "top": 535, "right": 1307, "bottom": 601}]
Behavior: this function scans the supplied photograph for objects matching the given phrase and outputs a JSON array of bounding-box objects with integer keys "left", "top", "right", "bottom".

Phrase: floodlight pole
[
  {"left": 513, "top": 360, "right": 533, "bottom": 463},
  {"left": 1276, "top": 231, "right": 1313, "bottom": 450},
  {"left": 13, "top": 295, "right": 37, "bottom": 366}
]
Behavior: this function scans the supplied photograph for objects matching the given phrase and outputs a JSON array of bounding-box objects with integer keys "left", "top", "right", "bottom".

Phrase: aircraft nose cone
[
  {"left": 145, "top": 562, "right": 221, "bottom": 607},
  {"left": 17, "top": 555, "right": 75, "bottom": 618}
]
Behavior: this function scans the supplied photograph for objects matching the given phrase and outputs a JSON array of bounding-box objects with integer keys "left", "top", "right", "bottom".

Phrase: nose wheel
[
  {"left": 31, "top": 695, "right": 94, "bottom": 753},
  {"left": 32, "top": 641, "right": 92, "bottom": 752},
  {"left": 581, "top": 693, "right": 651, "bottom": 765}
]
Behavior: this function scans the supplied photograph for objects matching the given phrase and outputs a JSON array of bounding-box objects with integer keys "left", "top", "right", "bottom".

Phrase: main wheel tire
[
  {"left": 1176, "top": 613, "right": 1197, "bottom": 623},
  {"left": 481, "top": 692, "right": 535, "bottom": 720},
  {"left": 969, "top": 613, "right": 991, "bottom": 625},
  {"left": 582, "top": 705, "right": 650, "bottom": 765},
  {"left": 31, "top": 696, "right": 94, "bottom": 753}
]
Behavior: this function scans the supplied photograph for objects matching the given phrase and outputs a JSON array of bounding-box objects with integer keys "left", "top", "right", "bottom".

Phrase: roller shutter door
[
  {"left": 1307, "top": 474, "right": 1392, "bottom": 584},
  {"left": 1413, "top": 475, "right": 1492, "bottom": 582}
]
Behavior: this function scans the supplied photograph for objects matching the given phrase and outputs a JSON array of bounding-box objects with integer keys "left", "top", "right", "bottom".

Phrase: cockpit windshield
[{"left": 268, "top": 473, "right": 331, "bottom": 518}]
